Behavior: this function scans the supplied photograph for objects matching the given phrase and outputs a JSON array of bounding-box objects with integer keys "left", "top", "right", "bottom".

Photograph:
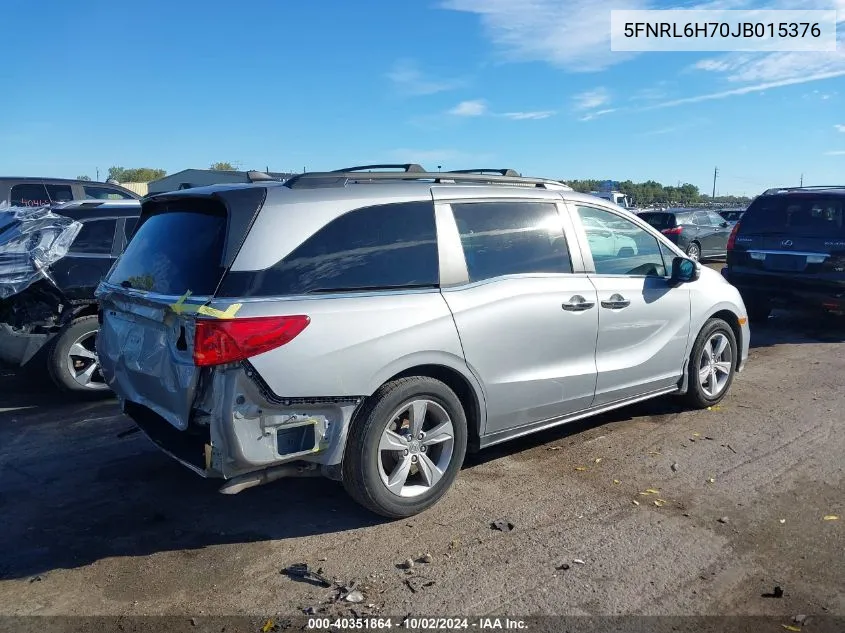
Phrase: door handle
[
  {"left": 601, "top": 294, "right": 631, "bottom": 309},
  {"left": 562, "top": 295, "right": 595, "bottom": 311}
]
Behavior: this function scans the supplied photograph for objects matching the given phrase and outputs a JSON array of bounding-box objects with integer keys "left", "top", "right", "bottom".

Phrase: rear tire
[
  {"left": 46, "top": 315, "right": 110, "bottom": 396},
  {"left": 683, "top": 318, "right": 738, "bottom": 409},
  {"left": 686, "top": 242, "right": 701, "bottom": 261},
  {"left": 342, "top": 377, "right": 468, "bottom": 518}
]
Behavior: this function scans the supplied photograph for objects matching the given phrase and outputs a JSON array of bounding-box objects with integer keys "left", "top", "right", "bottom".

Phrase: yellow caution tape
[{"left": 169, "top": 290, "right": 242, "bottom": 319}]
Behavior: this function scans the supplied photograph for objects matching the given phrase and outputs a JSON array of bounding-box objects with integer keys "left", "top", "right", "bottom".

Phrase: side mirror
[{"left": 671, "top": 257, "right": 699, "bottom": 283}]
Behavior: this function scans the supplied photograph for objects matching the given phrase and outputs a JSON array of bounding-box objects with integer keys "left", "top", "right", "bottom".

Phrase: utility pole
[
  {"left": 96, "top": 168, "right": 100, "bottom": 181},
  {"left": 800, "top": 173, "right": 803, "bottom": 186},
  {"left": 712, "top": 166, "right": 718, "bottom": 199}
]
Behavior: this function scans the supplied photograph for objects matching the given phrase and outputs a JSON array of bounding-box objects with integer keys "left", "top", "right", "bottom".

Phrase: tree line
[
  {"left": 563, "top": 179, "right": 751, "bottom": 206},
  {"left": 76, "top": 162, "right": 238, "bottom": 183}
]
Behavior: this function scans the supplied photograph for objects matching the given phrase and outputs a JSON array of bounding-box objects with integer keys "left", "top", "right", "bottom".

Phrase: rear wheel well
[
  {"left": 386, "top": 365, "right": 482, "bottom": 452},
  {"left": 710, "top": 310, "right": 742, "bottom": 368}
]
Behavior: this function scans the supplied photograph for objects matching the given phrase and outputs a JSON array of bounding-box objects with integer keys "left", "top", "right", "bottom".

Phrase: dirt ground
[{"left": 1, "top": 297, "right": 843, "bottom": 621}]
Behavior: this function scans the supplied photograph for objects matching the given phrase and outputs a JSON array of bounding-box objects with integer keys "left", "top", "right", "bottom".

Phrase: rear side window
[
  {"left": 10, "top": 183, "right": 50, "bottom": 206},
  {"left": 70, "top": 219, "right": 117, "bottom": 255},
  {"left": 741, "top": 195, "right": 845, "bottom": 237},
  {"left": 217, "top": 200, "right": 439, "bottom": 297},
  {"left": 451, "top": 201, "right": 572, "bottom": 282},
  {"left": 107, "top": 208, "right": 227, "bottom": 295}
]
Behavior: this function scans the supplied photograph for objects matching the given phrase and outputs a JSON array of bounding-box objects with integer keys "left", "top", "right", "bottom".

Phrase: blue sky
[{"left": 2, "top": 0, "right": 844, "bottom": 195}]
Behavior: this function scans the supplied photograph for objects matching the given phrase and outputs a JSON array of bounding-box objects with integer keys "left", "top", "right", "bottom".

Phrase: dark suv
[
  {"left": 638, "top": 209, "right": 733, "bottom": 261},
  {"left": 0, "top": 177, "right": 139, "bottom": 207},
  {"left": 723, "top": 186, "right": 845, "bottom": 320}
]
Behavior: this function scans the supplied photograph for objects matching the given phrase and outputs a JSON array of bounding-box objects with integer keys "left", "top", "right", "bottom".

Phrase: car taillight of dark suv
[{"left": 723, "top": 186, "right": 845, "bottom": 321}]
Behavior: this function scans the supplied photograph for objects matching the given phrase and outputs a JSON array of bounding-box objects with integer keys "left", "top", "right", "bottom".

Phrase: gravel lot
[{"left": 1, "top": 297, "right": 843, "bottom": 620}]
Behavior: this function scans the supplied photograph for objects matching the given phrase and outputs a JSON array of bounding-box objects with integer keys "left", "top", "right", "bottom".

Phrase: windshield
[{"left": 741, "top": 195, "right": 845, "bottom": 237}]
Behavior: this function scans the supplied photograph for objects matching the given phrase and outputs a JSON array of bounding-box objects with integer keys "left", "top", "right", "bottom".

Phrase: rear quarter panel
[{"left": 212, "top": 290, "right": 472, "bottom": 399}]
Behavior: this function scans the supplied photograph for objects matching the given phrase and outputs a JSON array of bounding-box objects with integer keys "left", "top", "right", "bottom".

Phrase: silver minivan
[{"left": 96, "top": 166, "right": 750, "bottom": 517}]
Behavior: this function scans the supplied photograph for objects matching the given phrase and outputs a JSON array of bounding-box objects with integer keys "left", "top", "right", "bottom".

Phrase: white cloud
[
  {"left": 650, "top": 68, "right": 845, "bottom": 108},
  {"left": 449, "top": 100, "right": 488, "bottom": 116},
  {"left": 441, "top": 0, "right": 642, "bottom": 72},
  {"left": 501, "top": 110, "right": 556, "bottom": 120},
  {"left": 580, "top": 108, "right": 617, "bottom": 121},
  {"left": 387, "top": 59, "right": 464, "bottom": 95},
  {"left": 573, "top": 88, "right": 610, "bottom": 111},
  {"left": 825, "top": 150, "right": 845, "bottom": 155},
  {"left": 835, "top": 124, "right": 845, "bottom": 132}
]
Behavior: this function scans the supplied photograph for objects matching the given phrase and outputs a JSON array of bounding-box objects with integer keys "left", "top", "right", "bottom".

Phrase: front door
[
  {"left": 439, "top": 199, "right": 599, "bottom": 435},
  {"left": 570, "top": 203, "right": 692, "bottom": 406}
]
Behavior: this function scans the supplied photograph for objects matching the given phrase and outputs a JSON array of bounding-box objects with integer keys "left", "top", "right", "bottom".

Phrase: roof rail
[
  {"left": 762, "top": 185, "right": 845, "bottom": 195},
  {"left": 285, "top": 169, "right": 571, "bottom": 190},
  {"left": 330, "top": 164, "right": 426, "bottom": 173},
  {"left": 447, "top": 168, "right": 521, "bottom": 177}
]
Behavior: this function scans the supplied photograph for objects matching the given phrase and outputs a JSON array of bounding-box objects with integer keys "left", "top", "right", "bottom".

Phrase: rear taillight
[
  {"left": 193, "top": 315, "right": 310, "bottom": 367},
  {"left": 661, "top": 226, "right": 683, "bottom": 235},
  {"left": 726, "top": 222, "right": 741, "bottom": 251}
]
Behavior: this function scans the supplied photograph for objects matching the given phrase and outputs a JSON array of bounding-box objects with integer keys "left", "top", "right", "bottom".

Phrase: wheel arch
[
  {"left": 678, "top": 306, "right": 744, "bottom": 394},
  {"left": 368, "top": 362, "right": 485, "bottom": 452}
]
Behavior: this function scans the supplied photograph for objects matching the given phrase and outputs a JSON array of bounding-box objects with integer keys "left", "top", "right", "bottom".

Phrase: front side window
[
  {"left": 451, "top": 201, "right": 572, "bottom": 282},
  {"left": 576, "top": 205, "right": 667, "bottom": 276}
]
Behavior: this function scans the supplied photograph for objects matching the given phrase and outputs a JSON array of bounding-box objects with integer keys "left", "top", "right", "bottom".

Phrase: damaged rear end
[{"left": 96, "top": 186, "right": 353, "bottom": 490}]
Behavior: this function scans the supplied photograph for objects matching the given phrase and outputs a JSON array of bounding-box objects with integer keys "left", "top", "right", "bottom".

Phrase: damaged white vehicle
[{"left": 96, "top": 166, "right": 749, "bottom": 517}]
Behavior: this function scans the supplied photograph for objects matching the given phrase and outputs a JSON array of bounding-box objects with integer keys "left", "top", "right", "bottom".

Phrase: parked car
[
  {"left": 723, "top": 185, "right": 845, "bottom": 320},
  {"left": 637, "top": 210, "right": 733, "bottom": 261},
  {"left": 0, "top": 200, "right": 141, "bottom": 393},
  {"left": 581, "top": 214, "right": 639, "bottom": 257},
  {"left": 0, "top": 177, "right": 140, "bottom": 207},
  {"left": 718, "top": 209, "right": 744, "bottom": 226},
  {"left": 96, "top": 165, "right": 749, "bottom": 518}
]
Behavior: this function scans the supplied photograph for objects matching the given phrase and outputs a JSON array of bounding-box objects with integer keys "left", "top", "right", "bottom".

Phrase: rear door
[
  {"left": 730, "top": 194, "right": 845, "bottom": 283},
  {"left": 436, "top": 195, "right": 599, "bottom": 436},
  {"left": 96, "top": 188, "right": 266, "bottom": 429}
]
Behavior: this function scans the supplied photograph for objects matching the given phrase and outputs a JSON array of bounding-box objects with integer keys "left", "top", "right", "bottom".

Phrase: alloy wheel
[
  {"left": 697, "top": 332, "right": 733, "bottom": 398},
  {"left": 66, "top": 331, "right": 108, "bottom": 390},
  {"left": 377, "top": 399, "right": 455, "bottom": 498}
]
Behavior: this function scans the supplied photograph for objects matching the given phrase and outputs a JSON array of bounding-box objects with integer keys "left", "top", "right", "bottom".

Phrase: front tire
[
  {"left": 683, "top": 318, "right": 738, "bottom": 409},
  {"left": 46, "top": 315, "right": 110, "bottom": 395},
  {"left": 342, "top": 377, "right": 468, "bottom": 518}
]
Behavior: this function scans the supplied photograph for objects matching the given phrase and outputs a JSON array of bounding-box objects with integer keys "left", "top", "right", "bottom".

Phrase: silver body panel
[{"left": 96, "top": 180, "right": 750, "bottom": 482}]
